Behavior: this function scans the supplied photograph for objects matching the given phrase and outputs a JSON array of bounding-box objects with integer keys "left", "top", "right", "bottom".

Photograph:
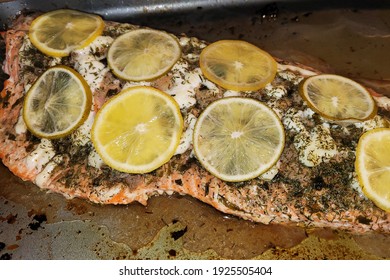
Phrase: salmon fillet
[{"left": 1, "top": 13, "right": 390, "bottom": 233}]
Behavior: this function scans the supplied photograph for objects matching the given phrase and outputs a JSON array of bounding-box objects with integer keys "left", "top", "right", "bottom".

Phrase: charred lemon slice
[
  {"left": 193, "top": 97, "right": 285, "bottom": 182},
  {"left": 199, "top": 40, "right": 277, "bottom": 91},
  {"left": 29, "top": 9, "right": 104, "bottom": 57},
  {"left": 355, "top": 128, "right": 390, "bottom": 212},
  {"left": 299, "top": 74, "right": 377, "bottom": 121},
  {"left": 91, "top": 86, "right": 183, "bottom": 173},
  {"left": 23, "top": 65, "right": 92, "bottom": 139},
  {"left": 107, "top": 29, "right": 181, "bottom": 81}
]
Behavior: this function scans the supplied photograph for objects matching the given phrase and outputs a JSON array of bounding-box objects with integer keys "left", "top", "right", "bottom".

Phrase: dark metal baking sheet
[
  {"left": 1, "top": 0, "right": 390, "bottom": 260},
  {"left": 2, "top": 0, "right": 390, "bottom": 28}
]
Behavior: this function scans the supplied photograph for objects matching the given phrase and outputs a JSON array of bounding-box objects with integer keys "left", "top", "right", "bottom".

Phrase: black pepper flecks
[{"left": 51, "top": 137, "right": 93, "bottom": 164}]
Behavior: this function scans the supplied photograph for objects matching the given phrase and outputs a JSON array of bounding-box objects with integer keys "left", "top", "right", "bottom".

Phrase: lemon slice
[
  {"left": 299, "top": 74, "right": 377, "bottom": 121},
  {"left": 29, "top": 9, "right": 104, "bottom": 57},
  {"left": 91, "top": 86, "right": 183, "bottom": 173},
  {"left": 107, "top": 29, "right": 181, "bottom": 81},
  {"left": 355, "top": 128, "right": 390, "bottom": 212},
  {"left": 23, "top": 65, "right": 92, "bottom": 139},
  {"left": 193, "top": 97, "right": 285, "bottom": 182},
  {"left": 199, "top": 40, "right": 277, "bottom": 91}
]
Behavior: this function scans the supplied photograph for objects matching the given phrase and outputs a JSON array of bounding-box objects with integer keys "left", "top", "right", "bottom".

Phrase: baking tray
[
  {"left": 1, "top": 0, "right": 390, "bottom": 260},
  {"left": 2, "top": 0, "right": 390, "bottom": 28}
]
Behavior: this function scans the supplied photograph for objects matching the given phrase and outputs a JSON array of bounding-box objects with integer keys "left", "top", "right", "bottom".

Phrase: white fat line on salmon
[
  {"left": 264, "top": 83, "right": 287, "bottom": 99},
  {"left": 277, "top": 63, "right": 318, "bottom": 77},
  {"left": 20, "top": 35, "right": 61, "bottom": 67},
  {"left": 174, "top": 113, "right": 197, "bottom": 155},
  {"left": 282, "top": 107, "right": 316, "bottom": 133},
  {"left": 68, "top": 36, "right": 113, "bottom": 147},
  {"left": 259, "top": 161, "right": 280, "bottom": 181},
  {"left": 179, "top": 36, "right": 207, "bottom": 49},
  {"left": 295, "top": 123, "right": 339, "bottom": 167},
  {"left": 284, "top": 102, "right": 342, "bottom": 167},
  {"left": 223, "top": 90, "right": 241, "bottom": 97},
  {"left": 283, "top": 107, "right": 341, "bottom": 166},
  {"left": 179, "top": 37, "right": 202, "bottom": 63},
  {"left": 35, "top": 155, "right": 63, "bottom": 188},
  {"left": 165, "top": 60, "right": 200, "bottom": 109},
  {"left": 350, "top": 173, "right": 367, "bottom": 199},
  {"left": 25, "top": 138, "right": 55, "bottom": 172},
  {"left": 73, "top": 36, "right": 113, "bottom": 93},
  {"left": 283, "top": 107, "right": 389, "bottom": 167},
  {"left": 98, "top": 184, "right": 123, "bottom": 200},
  {"left": 88, "top": 148, "right": 104, "bottom": 169},
  {"left": 276, "top": 69, "right": 302, "bottom": 85},
  {"left": 15, "top": 109, "right": 27, "bottom": 134},
  {"left": 70, "top": 111, "right": 95, "bottom": 147},
  {"left": 353, "top": 115, "right": 390, "bottom": 132},
  {"left": 373, "top": 95, "right": 390, "bottom": 111},
  {"left": 123, "top": 80, "right": 152, "bottom": 89}
]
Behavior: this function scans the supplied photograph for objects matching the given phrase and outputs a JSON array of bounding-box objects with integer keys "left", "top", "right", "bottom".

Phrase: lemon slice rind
[
  {"left": 29, "top": 9, "right": 104, "bottom": 57},
  {"left": 23, "top": 65, "right": 92, "bottom": 139},
  {"left": 199, "top": 40, "right": 277, "bottom": 91},
  {"left": 91, "top": 86, "right": 183, "bottom": 174},
  {"left": 299, "top": 74, "right": 377, "bottom": 122},
  {"left": 193, "top": 97, "right": 285, "bottom": 182},
  {"left": 355, "top": 128, "right": 390, "bottom": 212},
  {"left": 107, "top": 29, "right": 181, "bottom": 81}
]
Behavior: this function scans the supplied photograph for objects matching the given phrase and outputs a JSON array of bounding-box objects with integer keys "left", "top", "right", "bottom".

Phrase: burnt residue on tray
[{"left": 28, "top": 214, "right": 47, "bottom": 230}]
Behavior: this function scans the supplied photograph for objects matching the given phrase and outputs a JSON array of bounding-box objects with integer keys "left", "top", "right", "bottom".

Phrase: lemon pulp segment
[
  {"left": 199, "top": 40, "right": 277, "bottom": 91},
  {"left": 193, "top": 97, "right": 285, "bottom": 182},
  {"left": 91, "top": 86, "right": 183, "bottom": 173},
  {"left": 107, "top": 29, "right": 181, "bottom": 81},
  {"left": 29, "top": 9, "right": 104, "bottom": 57},
  {"left": 23, "top": 65, "right": 92, "bottom": 139},
  {"left": 300, "top": 74, "right": 377, "bottom": 121},
  {"left": 355, "top": 128, "right": 390, "bottom": 212}
]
